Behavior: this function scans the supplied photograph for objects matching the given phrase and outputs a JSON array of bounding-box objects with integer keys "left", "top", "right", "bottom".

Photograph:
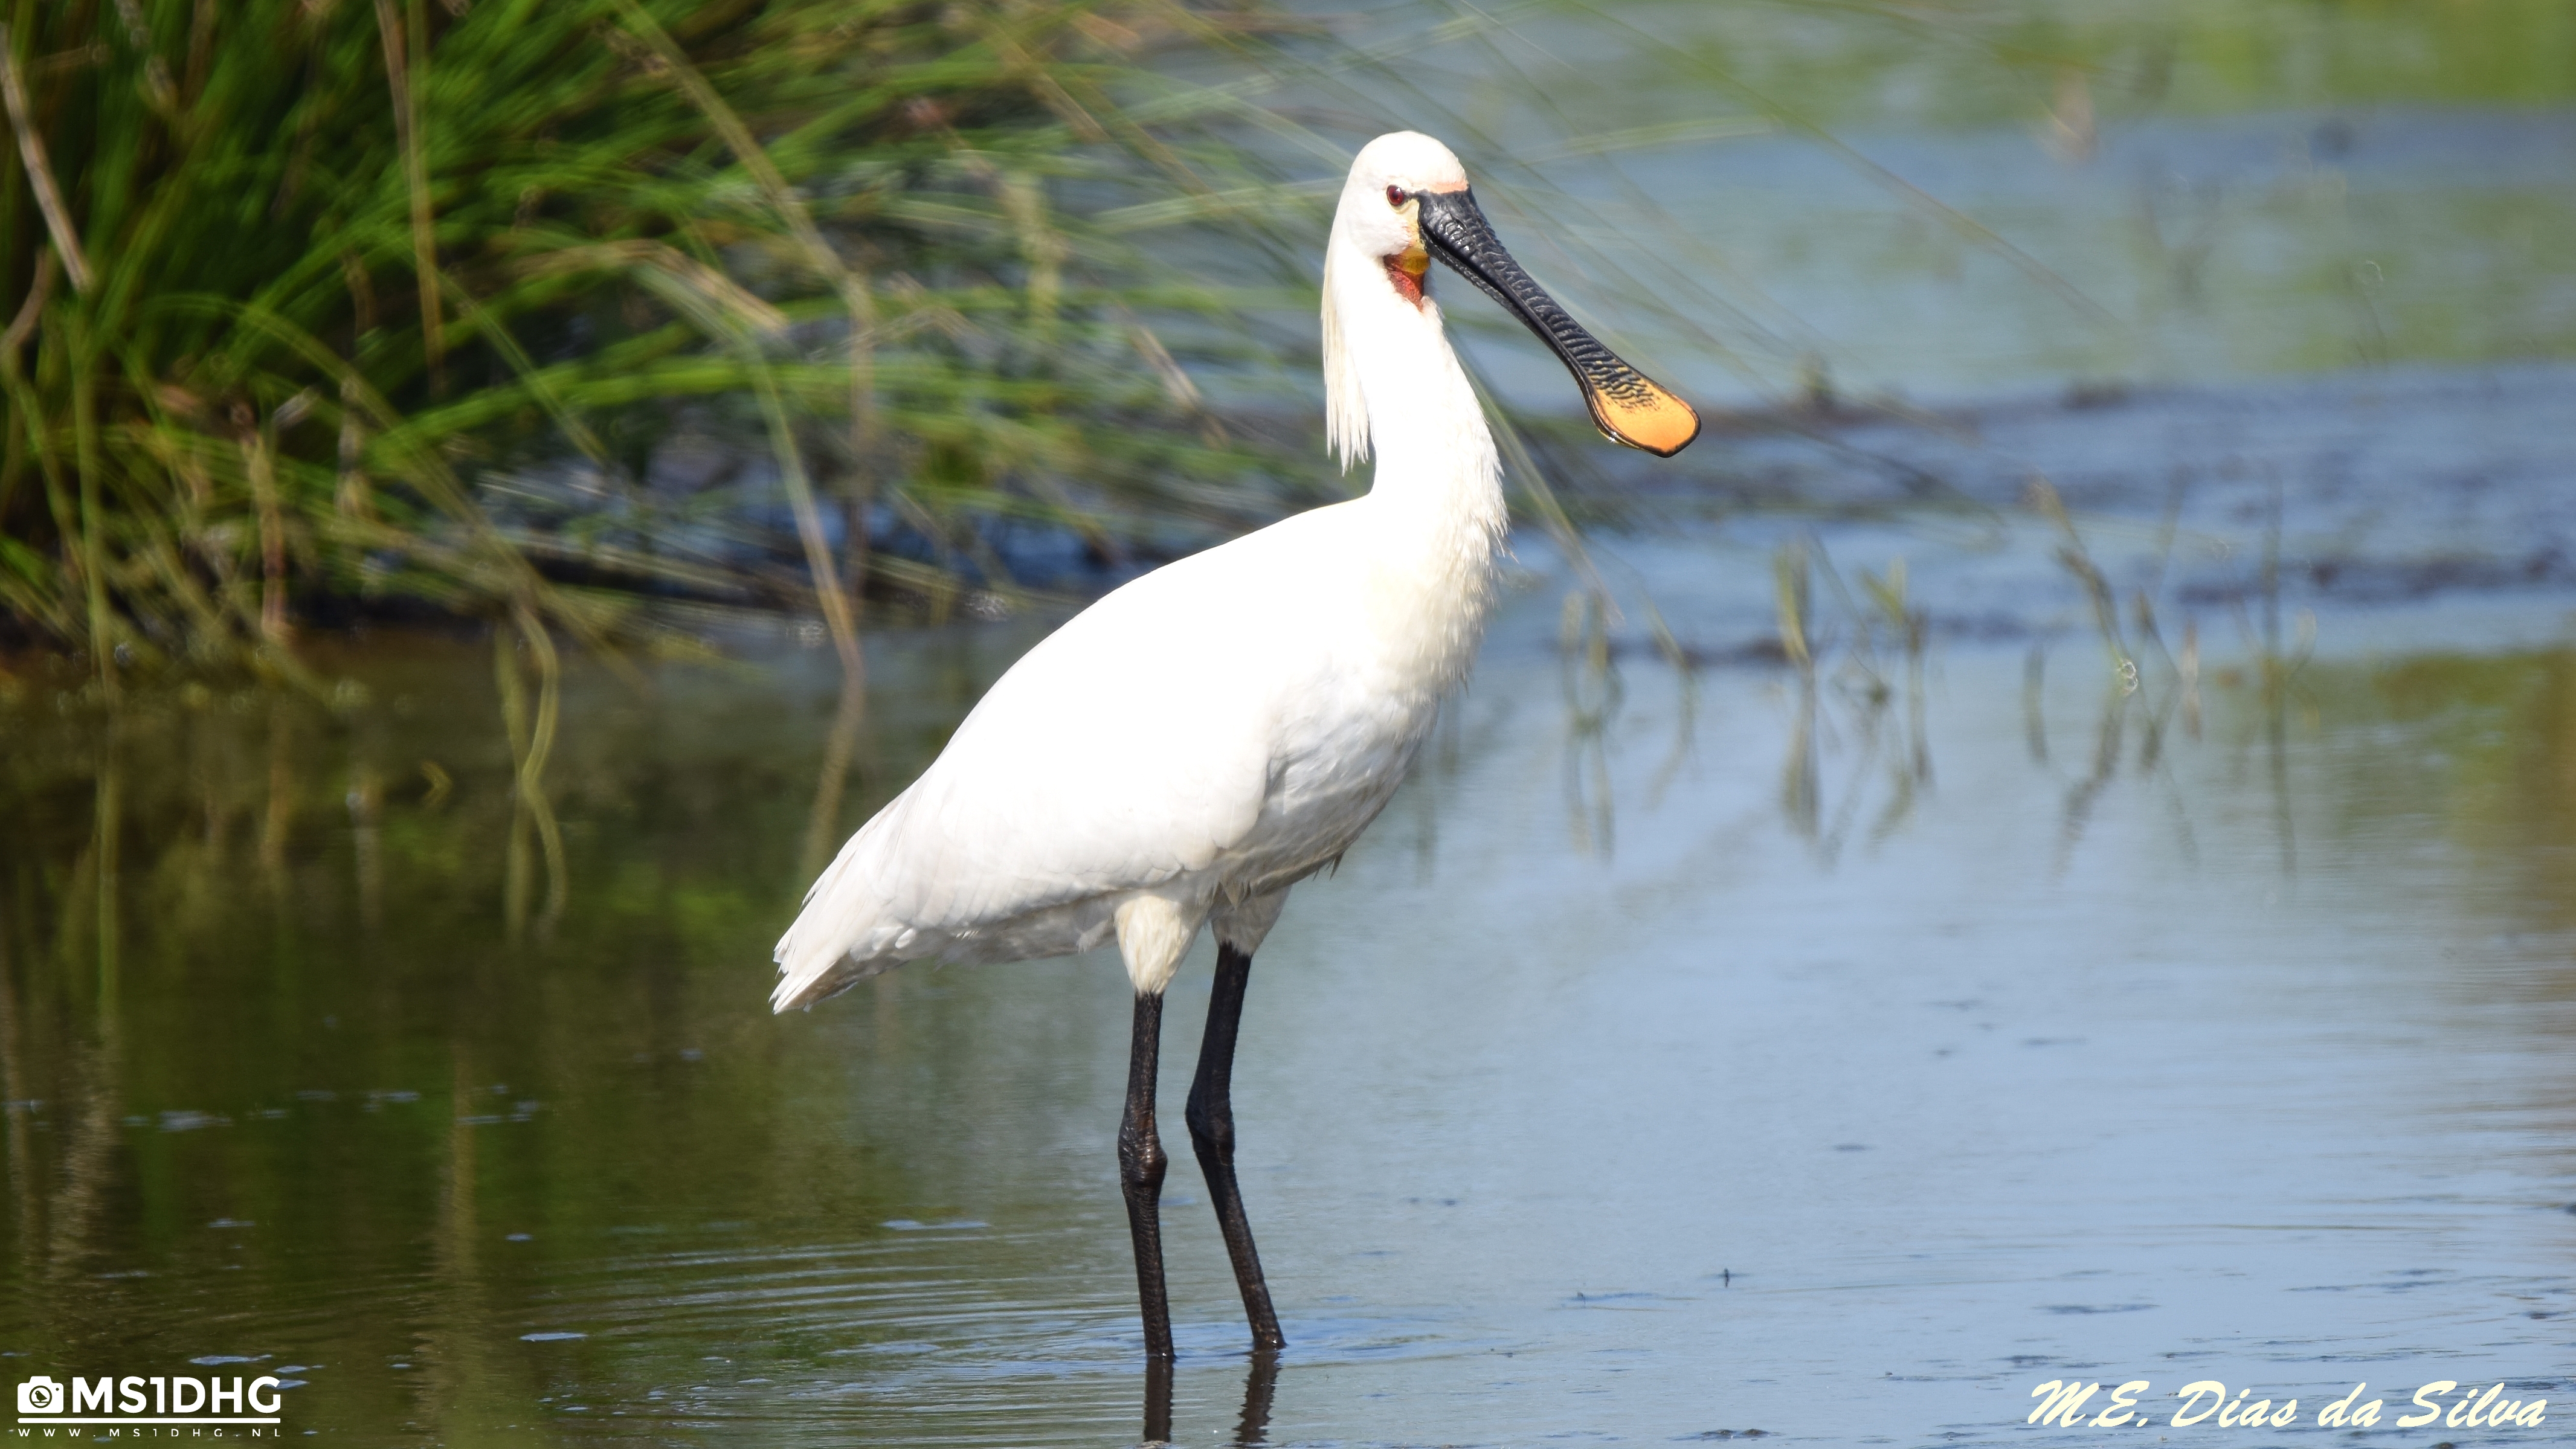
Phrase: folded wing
[{"left": 771, "top": 551, "right": 1299, "bottom": 1009}]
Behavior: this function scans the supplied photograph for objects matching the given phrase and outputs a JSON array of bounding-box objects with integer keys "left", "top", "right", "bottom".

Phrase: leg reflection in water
[
  {"left": 1232, "top": 1350, "right": 1280, "bottom": 1445},
  {"left": 1140, "top": 1349, "right": 1281, "bottom": 1447}
]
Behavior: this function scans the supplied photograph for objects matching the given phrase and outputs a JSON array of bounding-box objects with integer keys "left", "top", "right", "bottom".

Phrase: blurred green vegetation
[{"left": 0, "top": 0, "right": 1330, "bottom": 689}]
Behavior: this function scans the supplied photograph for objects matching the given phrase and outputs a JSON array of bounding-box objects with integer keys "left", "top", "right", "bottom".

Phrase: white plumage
[
  {"left": 768, "top": 130, "right": 1698, "bottom": 1364},
  {"left": 773, "top": 132, "right": 1508, "bottom": 1009}
]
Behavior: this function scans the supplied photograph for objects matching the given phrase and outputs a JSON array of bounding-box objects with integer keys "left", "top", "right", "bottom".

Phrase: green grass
[{"left": 0, "top": 0, "right": 1330, "bottom": 689}]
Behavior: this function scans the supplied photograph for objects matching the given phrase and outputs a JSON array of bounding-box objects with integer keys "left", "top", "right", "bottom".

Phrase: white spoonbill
[{"left": 772, "top": 131, "right": 1699, "bottom": 1360}]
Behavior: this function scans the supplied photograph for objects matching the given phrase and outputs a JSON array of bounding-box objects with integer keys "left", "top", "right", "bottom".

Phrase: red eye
[{"left": 1385, "top": 185, "right": 1408, "bottom": 208}]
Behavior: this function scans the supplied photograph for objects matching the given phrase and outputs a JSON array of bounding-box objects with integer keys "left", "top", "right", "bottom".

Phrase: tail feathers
[
  {"left": 771, "top": 797, "right": 911, "bottom": 1012},
  {"left": 770, "top": 942, "right": 892, "bottom": 1013},
  {"left": 772, "top": 902, "right": 914, "bottom": 1012}
]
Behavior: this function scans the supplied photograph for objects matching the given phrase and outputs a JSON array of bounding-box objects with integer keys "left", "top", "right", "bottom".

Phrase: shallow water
[
  {"left": 1298, "top": 0, "right": 2576, "bottom": 406},
  {"left": 4, "top": 363, "right": 2574, "bottom": 1444}
]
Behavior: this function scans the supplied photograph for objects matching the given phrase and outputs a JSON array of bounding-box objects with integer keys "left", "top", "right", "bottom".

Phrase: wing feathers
[{"left": 771, "top": 547, "right": 1302, "bottom": 1011}]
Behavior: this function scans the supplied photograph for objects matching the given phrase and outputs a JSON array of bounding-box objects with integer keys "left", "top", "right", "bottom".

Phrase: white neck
[
  {"left": 1321, "top": 232, "right": 1509, "bottom": 549},
  {"left": 1318, "top": 231, "right": 1510, "bottom": 699}
]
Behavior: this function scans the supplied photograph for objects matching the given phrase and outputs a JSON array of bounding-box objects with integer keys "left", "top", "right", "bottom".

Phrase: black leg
[
  {"left": 1186, "top": 943, "right": 1287, "bottom": 1350},
  {"left": 1141, "top": 1353, "right": 1174, "bottom": 1445},
  {"left": 1119, "top": 989, "right": 1174, "bottom": 1361}
]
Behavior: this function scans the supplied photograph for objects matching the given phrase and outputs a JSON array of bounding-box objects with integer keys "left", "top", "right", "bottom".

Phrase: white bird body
[
  {"left": 768, "top": 131, "right": 1697, "bottom": 1366},
  {"left": 774, "top": 135, "right": 1510, "bottom": 1009}
]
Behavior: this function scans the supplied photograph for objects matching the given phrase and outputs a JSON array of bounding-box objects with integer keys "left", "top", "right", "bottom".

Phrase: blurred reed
[{"left": 0, "top": 0, "right": 1328, "bottom": 692}]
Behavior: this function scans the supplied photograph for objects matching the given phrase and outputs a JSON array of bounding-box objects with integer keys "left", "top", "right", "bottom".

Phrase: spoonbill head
[
  {"left": 1326, "top": 132, "right": 1701, "bottom": 464},
  {"left": 773, "top": 131, "right": 1698, "bottom": 1363}
]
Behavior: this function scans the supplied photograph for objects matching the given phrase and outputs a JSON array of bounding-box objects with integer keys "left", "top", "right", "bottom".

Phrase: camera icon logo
[{"left": 17, "top": 1376, "right": 64, "bottom": 1413}]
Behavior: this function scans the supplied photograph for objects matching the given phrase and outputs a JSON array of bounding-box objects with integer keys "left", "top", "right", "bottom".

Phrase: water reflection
[
  {"left": 1138, "top": 1349, "right": 1281, "bottom": 1448},
  {"left": 798, "top": 676, "right": 872, "bottom": 882},
  {"left": 1559, "top": 590, "right": 1622, "bottom": 858},
  {"left": 1759, "top": 538, "right": 1936, "bottom": 863},
  {"left": 1231, "top": 1349, "right": 1281, "bottom": 1446},
  {"left": 495, "top": 621, "right": 568, "bottom": 941}
]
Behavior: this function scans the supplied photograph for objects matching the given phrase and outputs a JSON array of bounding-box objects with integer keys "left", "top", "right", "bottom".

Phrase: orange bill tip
[{"left": 1582, "top": 375, "right": 1701, "bottom": 457}]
